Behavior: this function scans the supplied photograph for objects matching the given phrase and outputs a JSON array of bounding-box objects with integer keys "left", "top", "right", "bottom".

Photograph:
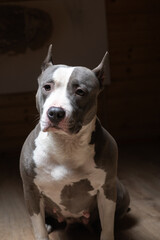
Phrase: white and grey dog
[{"left": 20, "top": 45, "right": 130, "bottom": 240}]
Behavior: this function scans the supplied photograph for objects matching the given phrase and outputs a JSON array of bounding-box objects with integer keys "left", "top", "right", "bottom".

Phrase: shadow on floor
[
  {"left": 49, "top": 212, "right": 138, "bottom": 240},
  {"left": 115, "top": 213, "right": 138, "bottom": 240}
]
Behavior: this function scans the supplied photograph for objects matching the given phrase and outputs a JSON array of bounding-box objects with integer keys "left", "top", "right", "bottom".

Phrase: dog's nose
[{"left": 47, "top": 107, "right": 65, "bottom": 124}]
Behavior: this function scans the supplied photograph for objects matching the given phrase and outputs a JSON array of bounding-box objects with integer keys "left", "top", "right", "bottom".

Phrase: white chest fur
[{"left": 33, "top": 126, "right": 106, "bottom": 218}]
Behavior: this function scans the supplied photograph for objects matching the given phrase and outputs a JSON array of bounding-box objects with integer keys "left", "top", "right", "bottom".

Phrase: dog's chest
[{"left": 33, "top": 131, "right": 106, "bottom": 218}]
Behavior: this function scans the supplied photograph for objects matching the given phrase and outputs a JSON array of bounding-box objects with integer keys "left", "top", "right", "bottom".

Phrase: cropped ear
[
  {"left": 92, "top": 51, "right": 110, "bottom": 89},
  {"left": 41, "top": 44, "right": 53, "bottom": 71}
]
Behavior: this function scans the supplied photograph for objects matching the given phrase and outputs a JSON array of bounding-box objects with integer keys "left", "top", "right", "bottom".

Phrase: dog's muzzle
[{"left": 42, "top": 107, "right": 82, "bottom": 134}]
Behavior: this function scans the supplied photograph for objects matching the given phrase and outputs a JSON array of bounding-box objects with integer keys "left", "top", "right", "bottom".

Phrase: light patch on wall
[
  {"left": 0, "top": 0, "right": 109, "bottom": 94},
  {"left": 0, "top": 5, "right": 53, "bottom": 55}
]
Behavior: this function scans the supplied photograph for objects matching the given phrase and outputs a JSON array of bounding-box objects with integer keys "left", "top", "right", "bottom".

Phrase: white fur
[
  {"left": 40, "top": 67, "right": 75, "bottom": 131},
  {"left": 31, "top": 213, "right": 48, "bottom": 240},
  {"left": 97, "top": 188, "right": 116, "bottom": 240},
  {"left": 51, "top": 165, "right": 69, "bottom": 181},
  {"left": 33, "top": 117, "right": 107, "bottom": 218},
  {"left": 30, "top": 197, "right": 48, "bottom": 240}
]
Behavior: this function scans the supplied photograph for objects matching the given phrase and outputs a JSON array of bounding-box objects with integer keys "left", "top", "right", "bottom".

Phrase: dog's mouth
[
  {"left": 41, "top": 118, "right": 82, "bottom": 135},
  {"left": 41, "top": 120, "right": 66, "bottom": 132},
  {"left": 46, "top": 124, "right": 61, "bottom": 131}
]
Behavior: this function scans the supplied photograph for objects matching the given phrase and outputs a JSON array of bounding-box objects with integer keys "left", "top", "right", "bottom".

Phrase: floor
[{"left": 0, "top": 141, "right": 160, "bottom": 240}]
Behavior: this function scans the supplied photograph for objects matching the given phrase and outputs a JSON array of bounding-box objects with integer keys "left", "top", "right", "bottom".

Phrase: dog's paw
[
  {"left": 49, "top": 231, "right": 61, "bottom": 240},
  {"left": 100, "top": 232, "right": 114, "bottom": 240},
  {"left": 45, "top": 224, "right": 53, "bottom": 234}
]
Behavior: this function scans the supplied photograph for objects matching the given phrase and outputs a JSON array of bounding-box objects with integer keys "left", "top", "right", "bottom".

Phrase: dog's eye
[
  {"left": 43, "top": 84, "right": 52, "bottom": 92},
  {"left": 75, "top": 88, "right": 86, "bottom": 96}
]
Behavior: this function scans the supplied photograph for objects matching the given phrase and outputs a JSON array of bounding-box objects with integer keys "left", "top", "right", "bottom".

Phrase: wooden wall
[
  {"left": 0, "top": 92, "right": 36, "bottom": 155},
  {"left": 100, "top": 0, "right": 160, "bottom": 141},
  {"left": 0, "top": 0, "right": 160, "bottom": 155}
]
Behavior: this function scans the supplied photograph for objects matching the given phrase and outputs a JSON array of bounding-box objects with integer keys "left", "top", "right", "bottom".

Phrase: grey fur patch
[
  {"left": 20, "top": 124, "right": 41, "bottom": 216},
  {"left": 92, "top": 119, "right": 130, "bottom": 213},
  {"left": 43, "top": 195, "right": 62, "bottom": 218},
  {"left": 92, "top": 119, "right": 118, "bottom": 202},
  {"left": 60, "top": 179, "right": 96, "bottom": 214},
  {"left": 102, "top": 178, "right": 117, "bottom": 203},
  {"left": 23, "top": 181, "right": 41, "bottom": 216},
  {"left": 115, "top": 179, "right": 130, "bottom": 218},
  {"left": 66, "top": 67, "right": 99, "bottom": 133}
]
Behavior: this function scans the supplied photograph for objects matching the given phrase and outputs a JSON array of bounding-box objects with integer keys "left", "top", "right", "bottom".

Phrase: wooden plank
[
  {"left": 109, "top": 125, "right": 160, "bottom": 141},
  {"left": 107, "top": 13, "right": 160, "bottom": 32},
  {"left": 109, "top": 62, "right": 160, "bottom": 81},
  {"left": 0, "top": 92, "right": 36, "bottom": 107},
  {"left": 0, "top": 137, "right": 26, "bottom": 153},
  {"left": 106, "top": 94, "right": 160, "bottom": 114},
  {"left": 106, "top": 78, "right": 160, "bottom": 98},
  {"left": 0, "top": 122, "right": 35, "bottom": 139},
  {"left": 105, "top": 95, "right": 160, "bottom": 134},
  {"left": 106, "top": 106, "right": 160, "bottom": 123},
  {"left": 109, "top": 45, "right": 160, "bottom": 65},
  {"left": 0, "top": 170, "right": 35, "bottom": 240},
  {"left": 0, "top": 105, "right": 37, "bottom": 124},
  {"left": 108, "top": 30, "right": 160, "bottom": 48},
  {"left": 107, "top": 125, "right": 160, "bottom": 141},
  {"left": 106, "top": 99, "right": 160, "bottom": 137},
  {"left": 98, "top": 90, "right": 160, "bottom": 140},
  {"left": 106, "top": 0, "right": 160, "bottom": 14},
  {"left": 107, "top": 109, "right": 160, "bottom": 129}
]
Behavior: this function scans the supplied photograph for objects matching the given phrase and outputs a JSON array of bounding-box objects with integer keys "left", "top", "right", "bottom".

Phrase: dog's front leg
[
  {"left": 30, "top": 203, "right": 49, "bottom": 240},
  {"left": 97, "top": 187, "right": 116, "bottom": 240},
  {"left": 23, "top": 184, "right": 49, "bottom": 240}
]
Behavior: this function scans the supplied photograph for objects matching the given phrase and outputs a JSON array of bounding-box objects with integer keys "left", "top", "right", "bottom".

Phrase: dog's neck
[{"left": 34, "top": 116, "right": 97, "bottom": 168}]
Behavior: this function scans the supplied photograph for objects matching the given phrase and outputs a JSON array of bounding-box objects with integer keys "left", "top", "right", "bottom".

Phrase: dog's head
[{"left": 36, "top": 45, "right": 109, "bottom": 134}]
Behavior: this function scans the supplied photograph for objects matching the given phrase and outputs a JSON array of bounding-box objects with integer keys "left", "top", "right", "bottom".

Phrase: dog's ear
[
  {"left": 41, "top": 44, "right": 53, "bottom": 71},
  {"left": 92, "top": 51, "right": 110, "bottom": 89}
]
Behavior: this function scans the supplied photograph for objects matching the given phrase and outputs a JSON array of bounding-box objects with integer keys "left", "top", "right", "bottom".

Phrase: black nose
[{"left": 47, "top": 107, "right": 65, "bottom": 124}]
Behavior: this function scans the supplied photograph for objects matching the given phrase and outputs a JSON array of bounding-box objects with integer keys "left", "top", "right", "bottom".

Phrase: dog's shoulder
[
  {"left": 20, "top": 124, "right": 40, "bottom": 181},
  {"left": 92, "top": 118, "right": 118, "bottom": 172}
]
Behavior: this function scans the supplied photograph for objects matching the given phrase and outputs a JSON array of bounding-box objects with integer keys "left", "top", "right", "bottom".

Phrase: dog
[{"left": 20, "top": 45, "right": 130, "bottom": 240}]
